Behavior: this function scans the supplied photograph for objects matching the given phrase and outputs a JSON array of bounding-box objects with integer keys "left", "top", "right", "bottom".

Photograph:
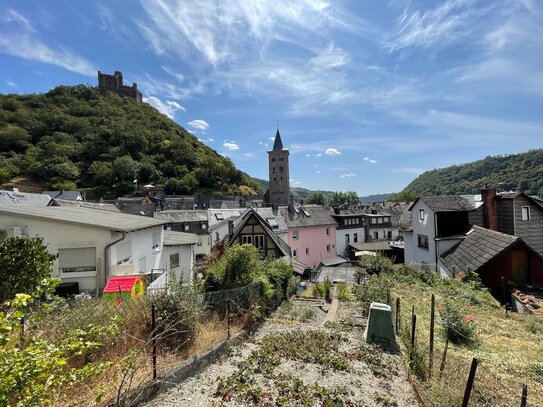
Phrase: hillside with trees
[
  {"left": 402, "top": 149, "right": 543, "bottom": 196},
  {"left": 0, "top": 85, "right": 263, "bottom": 198}
]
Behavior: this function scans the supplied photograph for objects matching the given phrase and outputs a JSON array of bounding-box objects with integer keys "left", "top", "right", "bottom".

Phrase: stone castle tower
[
  {"left": 265, "top": 129, "right": 290, "bottom": 206},
  {"left": 97, "top": 70, "right": 142, "bottom": 102}
]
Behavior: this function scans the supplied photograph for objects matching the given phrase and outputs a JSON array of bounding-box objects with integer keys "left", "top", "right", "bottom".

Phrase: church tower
[{"left": 266, "top": 129, "right": 290, "bottom": 206}]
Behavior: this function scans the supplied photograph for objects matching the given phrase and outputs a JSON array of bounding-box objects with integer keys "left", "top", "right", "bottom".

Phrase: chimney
[
  {"left": 333, "top": 207, "right": 340, "bottom": 215},
  {"left": 228, "top": 220, "right": 234, "bottom": 236},
  {"left": 481, "top": 188, "right": 498, "bottom": 231}
]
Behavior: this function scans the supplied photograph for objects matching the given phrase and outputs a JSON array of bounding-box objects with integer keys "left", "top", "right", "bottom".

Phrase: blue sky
[{"left": 1, "top": 0, "right": 542, "bottom": 195}]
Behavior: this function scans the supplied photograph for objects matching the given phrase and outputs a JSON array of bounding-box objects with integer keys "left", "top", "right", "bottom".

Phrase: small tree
[
  {"left": 0, "top": 237, "right": 58, "bottom": 302},
  {"left": 358, "top": 253, "right": 393, "bottom": 275}
]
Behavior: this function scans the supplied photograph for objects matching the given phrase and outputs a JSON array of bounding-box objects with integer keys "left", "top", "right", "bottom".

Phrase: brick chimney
[{"left": 481, "top": 188, "right": 498, "bottom": 231}]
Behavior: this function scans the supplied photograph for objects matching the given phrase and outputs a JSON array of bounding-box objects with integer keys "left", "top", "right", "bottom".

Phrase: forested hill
[
  {"left": 403, "top": 149, "right": 543, "bottom": 196},
  {"left": 0, "top": 85, "right": 263, "bottom": 198}
]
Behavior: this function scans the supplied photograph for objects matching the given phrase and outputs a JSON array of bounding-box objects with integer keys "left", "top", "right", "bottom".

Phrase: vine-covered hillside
[
  {"left": 403, "top": 149, "right": 543, "bottom": 196},
  {"left": 0, "top": 85, "right": 263, "bottom": 197}
]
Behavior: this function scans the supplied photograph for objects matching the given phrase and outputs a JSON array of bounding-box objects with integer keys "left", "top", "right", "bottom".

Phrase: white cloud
[
  {"left": 223, "top": 141, "right": 239, "bottom": 150},
  {"left": 316, "top": 153, "right": 322, "bottom": 157},
  {"left": 325, "top": 148, "right": 341, "bottom": 155},
  {"left": 309, "top": 43, "right": 349, "bottom": 69},
  {"left": 143, "top": 96, "right": 186, "bottom": 119},
  {"left": 316, "top": 170, "right": 321, "bottom": 174},
  {"left": 6, "top": 80, "right": 16, "bottom": 87},
  {"left": 305, "top": 153, "right": 311, "bottom": 157},
  {"left": 363, "top": 157, "right": 378, "bottom": 164},
  {"left": 244, "top": 152, "right": 256, "bottom": 158},
  {"left": 340, "top": 173, "right": 356, "bottom": 178},
  {"left": 295, "top": 181, "right": 302, "bottom": 185},
  {"left": 188, "top": 119, "right": 209, "bottom": 131},
  {"left": 386, "top": 0, "right": 485, "bottom": 52},
  {"left": 0, "top": 9, "right": 96, "bottom": 76}
]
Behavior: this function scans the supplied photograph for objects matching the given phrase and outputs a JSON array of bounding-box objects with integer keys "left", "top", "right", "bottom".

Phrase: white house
[
  {"left": 0, "top": 206, "right": 170, "bottom": 294},
  {"left": 404, "top": 196, "right": 479, "bottom": 270},
  {"left": 162, "top": 230, "right": 198, "bottom": 284},
  {"left": 330, "top": 209, "right": 366, "bottom": 257}
]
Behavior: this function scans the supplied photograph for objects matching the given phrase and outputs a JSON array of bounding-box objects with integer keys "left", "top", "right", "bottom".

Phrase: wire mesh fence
[
  {"left": 21, "top": 282, "right": 265, "bottom": 406},
  {"left": 389, "top": 292, "right": 543, "bottom": 407}
]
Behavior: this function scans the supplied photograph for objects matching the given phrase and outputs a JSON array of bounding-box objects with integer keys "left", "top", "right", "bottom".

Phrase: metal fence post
[
  {"left": 19, "top": 316, "right": 25, "bottom": 350},
  {"left": 227, "top": 299, "right": 231, "bottom": 339},
  {"left": 520, "top": 384, "right": 527, "bottom": 407},
  {"left": 151, "top": 303, "right": 157, "bottom": 381},
  {"left": 429, "top": 294, "right": 435, "bottom": 380}
]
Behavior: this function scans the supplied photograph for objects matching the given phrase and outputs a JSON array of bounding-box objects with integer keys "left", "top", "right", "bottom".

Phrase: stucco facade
[{"left": 288, "top": 225, "right": 337, "bottom": 268}]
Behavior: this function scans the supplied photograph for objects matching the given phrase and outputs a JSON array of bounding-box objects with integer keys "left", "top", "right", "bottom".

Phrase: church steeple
[{"left": 273, "top": 129, "right": 283, "bottom": 151}]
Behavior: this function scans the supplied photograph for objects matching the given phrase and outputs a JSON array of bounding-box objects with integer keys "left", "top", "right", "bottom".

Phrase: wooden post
[
  {"left": 439, "top": 328, "right": 449, "bottom": 378},
  {"left": 151, "top": 303, "right": 157, "bottom": 381},
  {"left": 520, "top": 384, "right": 527, "bottom": 407},
  {"left": 395, "top": 297, "right": 401, "bottom": 334},
  {"left": 429, "top": 294, "right": 435, "bottom": 380},
  {"left": 19, "top": 316, "right": 25, "bottom": 350},
  {"left": 461, "top": 358, "right": 479, "bottom": 407}
]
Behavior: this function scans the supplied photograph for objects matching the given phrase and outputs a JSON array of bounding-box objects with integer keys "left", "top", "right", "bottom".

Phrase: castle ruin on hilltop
[{"left": 97, "top": 70, "right": 142, "bottom": 102}]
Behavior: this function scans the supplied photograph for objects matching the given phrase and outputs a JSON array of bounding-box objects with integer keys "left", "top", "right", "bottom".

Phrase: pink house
[{"left": 279, "top": 205, "right": 337, "bottom": 268}]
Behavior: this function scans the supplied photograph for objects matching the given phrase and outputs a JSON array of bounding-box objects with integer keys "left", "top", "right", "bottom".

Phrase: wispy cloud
[
  {"left": 6, "top": 80, "right": 16, "bottom": 87},
  {"left": 325, "top": 148, "right": 341, "bottom": 155},
  {"left": 340, "top": 173, "right": 356, "bottom": 178},
  {"left": 223, "top": 141, "right": 239, "bottom": 150},
  {"left": 363, "top": 157, "right": 378, "bottom": 164},
  {"left": 188, "top": 119, "right": 209, "bottom": 131},
  {"left": 0, "top": 8, "right": 96, "bottom": 76},
  {"left": 143, "top": 96, "right": 185, "bottom": 119},
  {"left": 387, "top": 0, "right": 480, "bottom": 52}
]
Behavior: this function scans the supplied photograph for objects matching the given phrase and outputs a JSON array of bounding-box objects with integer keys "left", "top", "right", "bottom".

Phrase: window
[
  {"left": 215, "top": 213, "right": 224, "bottom": 220},
  {"left": 522, "top": 206, "right": 531, "bottom": 221},
  {"left": 170, "top": 253, "right": 179, "bottom": 268},
  {"left": 388, "top": 231, "right": 393, "bottom": 239},
  {"left": 419, "top": 209, "right": 424, "bottom": 221},
  {"left": 371, "top": 218, "right": 377, "bottom": 224},
  {"left": 272, "top": 167, "right": 275, "bottom": 171},
  {"left": 373, "top": 232, "right": 378, "bottom": 240},
  {"left": 353, "top": 233, "right": 358, "bottom": 243},
  {"left": 326, "top": 244, "right": 331, "bottom": 252},
  {"left": 293, "top": 249, "right": 298, "bottom": 257},
  {"left": 184, "top": 224, "right": 189, "bottom": 231},
  {"left": 355, "top": 218, "right": 360, "bottom": 224},
  {"left": 326, "top": 227, "right": 330, "bottom": 236},
  {"left": 116, "top": 241, "right": 132, "bottom": 264},
  {"left": 59, "top": 247, "right": 96, "bottom": 273},
  {"left": 254, "top": 235, "right": 265, "bottom": 249},
  {"left": 383, "top": 229, "right": 387, "bottom": 238},
  {"left": 418, "top": 234, "right": 429, "bottom": 249},
  {"left": 201, "top": 223, "right": 207, "bottom": 230},
  {"left": 378, "top": 217, "right": 383, "bottom": 224},
  {"left": 305, "top": 247, "right": 310, "bottom": 255},
  {"left": 197, "top": 236, "right": 203, "bottom": 246},
  {"left": 292, "top": 230, "right": 299, "bottom": 240},
  {"left": 272, "top": 157, "right": 276, "bottom": 162},
  {"left": 152, "top": 232, "right": 161, "bottom": 251},
  {"left": 345, "top": 234, "right": 350, "bottom": 244},
  {"left": 267, "top": 218, "right": 279, "bottom": 228},
  {"left": 241, "top": 235, "right": 253, "bottom": 244}
]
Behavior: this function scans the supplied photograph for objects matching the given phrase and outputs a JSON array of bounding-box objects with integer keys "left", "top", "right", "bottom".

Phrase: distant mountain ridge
[
  {"left": 0, "top": 85, "right": 263, "bottom": 198},
  {"left": 403, "top": 149, "right": 543, "bottom": 196}
]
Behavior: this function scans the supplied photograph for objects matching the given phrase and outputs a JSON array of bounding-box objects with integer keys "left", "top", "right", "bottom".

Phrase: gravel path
[{"left": 141, "top": 300, "right": 417, "bottom": 407}]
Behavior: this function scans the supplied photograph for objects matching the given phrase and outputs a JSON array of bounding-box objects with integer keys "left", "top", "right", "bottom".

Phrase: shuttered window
[{"left": 59, "top": 247, "right": 96, "bottom": 273}]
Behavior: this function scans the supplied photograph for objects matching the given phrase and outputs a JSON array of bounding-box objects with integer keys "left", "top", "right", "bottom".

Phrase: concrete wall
[
  {"left": 288, "top": 225, "right": 337, "bottom": 268},
  {"left": 404, "top": 231, "right": 414, "bottom": 263},
  {"left": 110, "top": 226, "right": 164, "bottom": 276}
]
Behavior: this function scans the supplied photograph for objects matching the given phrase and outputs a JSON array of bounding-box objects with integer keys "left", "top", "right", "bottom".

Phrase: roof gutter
[{"left": 103, "top": 231, "right": 127, "bottom": 290}]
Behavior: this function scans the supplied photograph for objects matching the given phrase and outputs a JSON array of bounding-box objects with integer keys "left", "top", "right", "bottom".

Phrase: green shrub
[
  {"left": 419, "top": 264, "right": 439, "bottom": 286},
  {"left": 351, "top": 275, "right": 389, "bottom": 316},
  {"left": 438, "top": 301, "right": 477, "bottom": 345},
  {"left": 323, "top": 277, "right": 333, "bottom": 303},
  {"left": 358, "top": 253, "right": 393, "bottom": 274}
]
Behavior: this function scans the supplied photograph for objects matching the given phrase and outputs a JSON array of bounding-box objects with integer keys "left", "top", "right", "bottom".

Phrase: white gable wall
[{"left": 409, "top": 200, "right": 436, "bottom": 265}]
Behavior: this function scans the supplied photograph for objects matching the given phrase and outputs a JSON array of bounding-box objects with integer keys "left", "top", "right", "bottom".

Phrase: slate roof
[
  {"left": 272, "top": 129, "right": 283, "bottom": 150},
  {"left": 279, "top": 205, "right": 337, "bottom": 228},
  {"left": 42, "top": 190, "right": 82, "bottom": 201},
  {"left": 117, "top": 203, "right": 156, "bottom": 217},
  {"left": 0, "top": 206, "right": 168, "bottom": 232},
  {"left": 53, "top": 199, "right": 120, "bottom": 212},
  {"left": 439, "top": 225, "right": 518, "bottom": 273},
  {"left": 207, "top": 209, "right": 245, "bottom": 229},
  {"left": 154, "top": 210, "right": 208, "bottom": 223},
  {"left": 411, "top": 196, "right": 475, "bottom": 212},
  {"left": 0, "top": 190, "right": 53, "bottom": 206},
  {"left": 163, "top": 230, "right": 198, "bottom": 246},
  {"left": 230, "top": 208, "right": 291, "bottom": 257}
]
